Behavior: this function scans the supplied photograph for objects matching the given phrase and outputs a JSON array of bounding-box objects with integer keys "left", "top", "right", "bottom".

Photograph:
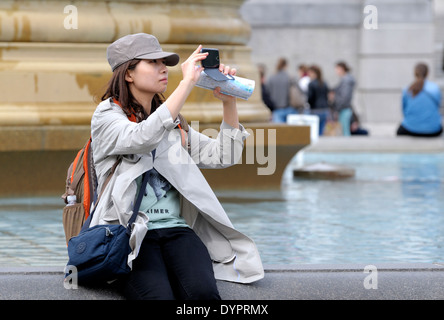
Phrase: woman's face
[
  {"left": 126, "top": 59, "right": 169, "bottom": 95},
  {"left": 308, "top": 69, "right": 316, "bottom": 79},
  {"left": 335, "top": 65, "right": 345, "bottom": 77}
]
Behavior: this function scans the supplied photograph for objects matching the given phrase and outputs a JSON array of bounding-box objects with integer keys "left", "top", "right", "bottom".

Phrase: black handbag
[{"left": 65, "top": 170, "right": 149, "bottom": 285}]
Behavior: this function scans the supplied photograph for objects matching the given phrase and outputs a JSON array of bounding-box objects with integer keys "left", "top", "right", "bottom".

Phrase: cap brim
[{"left": 135, "top": 51, "right": 180, "bottom": 66}]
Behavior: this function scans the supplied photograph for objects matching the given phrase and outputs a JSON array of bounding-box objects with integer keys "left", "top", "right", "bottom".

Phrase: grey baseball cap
[{"left": 107, "top": 33, "right": 180, "bottom": 71}]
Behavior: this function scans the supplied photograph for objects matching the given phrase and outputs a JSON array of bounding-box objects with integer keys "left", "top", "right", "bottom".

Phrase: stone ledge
[
  {"left": 0, "top": 124, "right": 310, "bottom": 196},
  {"left": 305, "top": 136, "right": 444, "bottom": 153},
  {"left": 2, "top": 263, "right": 444, "bottom": 300}
]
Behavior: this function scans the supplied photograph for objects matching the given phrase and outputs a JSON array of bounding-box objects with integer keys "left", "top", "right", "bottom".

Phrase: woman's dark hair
[
  {"left": 276, "top": 58, "right": 287, "bottom": 72},
  {"left": 101, "top": 59, "right": 164, "bottom": 123},
  {"left": 336, "top": 61, "right": 350, "bottom": 73},
  {"left": 409, "top": 63, "right": 428, "bottom": 97},
  {"left": 309, "top": 65, "right": 324, "bottom": 85}
]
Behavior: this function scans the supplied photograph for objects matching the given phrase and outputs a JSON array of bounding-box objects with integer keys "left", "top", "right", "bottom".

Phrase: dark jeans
[
  {"left": 397, "top": 124, "right": 443, "bottom": 138},
  {"left": 122, "top": 227, "right": 221, "bottom": 300},
  {"left": 309, "top": 108, "right": 330, "bottom": 136}
]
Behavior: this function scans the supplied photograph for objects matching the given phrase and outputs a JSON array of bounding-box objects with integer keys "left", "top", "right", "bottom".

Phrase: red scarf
[{"left": 113, "top": 98, "right": 137, "bottom": 123}]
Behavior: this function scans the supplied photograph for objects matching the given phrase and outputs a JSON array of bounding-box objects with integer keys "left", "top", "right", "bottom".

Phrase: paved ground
[{"left": 1, "top": 263, "right": 444, "bottom": 300}]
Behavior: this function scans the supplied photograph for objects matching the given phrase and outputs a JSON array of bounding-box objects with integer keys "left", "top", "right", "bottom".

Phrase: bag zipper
[{"left": 105, "top": 227, "right": 113, "bottom": 237}]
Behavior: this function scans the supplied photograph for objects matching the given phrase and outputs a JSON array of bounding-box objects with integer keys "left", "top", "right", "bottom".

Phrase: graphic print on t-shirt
[{"left": 147, "top": 168, "right": 172, "bottom": 200}]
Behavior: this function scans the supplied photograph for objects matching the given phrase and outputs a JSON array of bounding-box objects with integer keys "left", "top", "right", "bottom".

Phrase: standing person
[
  {"left": 330, "top": 61, "right": 355, "bottom": 136},
  {"left": 297, "top": 64, "right": 311, "bottom": 96},
  {"left": 258, "top": 64, "right": 275, "bottom": 112},
  {"left": 397, "top": 63, "right": 442, "bottom": 137},
  {"left": 91, "top": 33, "right": 264, "bottom": 300},
  {"left": 266, "top": 58, "right": 296, "bottom": 122},
  {"left": 289, "top": 64, "right": 310, "bottom": 113},
  {"left": 307, "top": 65, "right": 330, "bottom": 135}
]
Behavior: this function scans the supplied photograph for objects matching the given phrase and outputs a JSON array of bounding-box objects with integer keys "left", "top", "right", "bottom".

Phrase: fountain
[{"left": 0, "top": 0, "right": 310, "bottom": 196}]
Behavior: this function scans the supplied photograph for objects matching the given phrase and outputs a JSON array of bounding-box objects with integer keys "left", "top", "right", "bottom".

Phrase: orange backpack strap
[
  {"left": 62, "top": 138, "right": 95, "bottom": 217},
  {"left": 62, "top": 140, "right": 88, "bottom": 203},
  {"left": 70, "top": 148, "right": 84, "bottom": 187},
  {"left": 177, "top": 113, "right": 189, "bottom": 132},
  {"left": 82, "top": 138, "right": 93, "bottom": 219},
  {"left": 177, "top": 113, "right": 191, "bottom": 153},
  {"left": 93, "top": 156, "right": 122, "bottom": 208},
  {"left": 113, "top": 98, "right": 137, "bottom": 122}
]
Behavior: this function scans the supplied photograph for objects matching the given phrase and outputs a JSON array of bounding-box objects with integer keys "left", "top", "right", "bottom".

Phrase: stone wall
[
  {"left": 435, "top": 0, "right": 444, "bottom": 81},
  {"left": 0, "top": 0, "right": 270, "bottom": 126}
]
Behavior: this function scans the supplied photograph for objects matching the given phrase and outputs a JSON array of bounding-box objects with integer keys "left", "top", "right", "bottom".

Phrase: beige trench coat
[{"left": 89, "top": 98, "right": 264, "bottom": 283}]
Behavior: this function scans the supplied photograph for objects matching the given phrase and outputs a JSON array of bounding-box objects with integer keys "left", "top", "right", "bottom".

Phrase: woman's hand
[
  {"left": 213, "top": 63, "right": 239, "bottom": 129},
  {"left": 212, "top": 64, "right": 237, "bottom": 104},
  {"left": 181, "top": 45, "right": 208, "bottom": 85},
  {"left": 165, "top": 45, "right": 208, "bottom": 119}
]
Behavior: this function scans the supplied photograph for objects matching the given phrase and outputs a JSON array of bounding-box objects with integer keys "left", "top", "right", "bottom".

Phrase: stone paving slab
[{"left": 1, "top": 263, "right": 444, "bottom": 300}]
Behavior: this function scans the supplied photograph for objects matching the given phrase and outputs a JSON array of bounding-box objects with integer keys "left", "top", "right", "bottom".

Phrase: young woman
[
  {"left": 397, "top": 63, "right": 442, "bottom": 137},
  {"left": 307, "top": 65, "right": 330, "bottom": 135},
  {"left": 90, "top": 33, "right": 263, "bottom": 300},
  {"left": 330, "top": 62, "right": 355, "bottom": 136}
]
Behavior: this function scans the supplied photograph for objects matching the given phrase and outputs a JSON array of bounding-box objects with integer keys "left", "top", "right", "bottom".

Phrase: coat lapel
[{"left": 154, "top": 133, "right": 234, "bottom": 229}]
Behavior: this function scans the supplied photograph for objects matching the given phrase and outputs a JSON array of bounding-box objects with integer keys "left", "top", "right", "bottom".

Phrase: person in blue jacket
[{"left": 397, "top": 63, "right": 442, "bottom": 137}]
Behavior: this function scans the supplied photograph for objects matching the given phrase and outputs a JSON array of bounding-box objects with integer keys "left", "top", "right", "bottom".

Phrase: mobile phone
[{"left": 201, "top": 48, "right": 220, "bottom": 69}]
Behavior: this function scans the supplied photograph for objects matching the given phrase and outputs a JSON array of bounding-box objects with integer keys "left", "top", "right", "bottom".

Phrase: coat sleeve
[
  {"left": 91, "top": 101, "right": 179, "bottom": 161},
  {"left": 187, "top": 121, "right": 250, "bottom": 169}
]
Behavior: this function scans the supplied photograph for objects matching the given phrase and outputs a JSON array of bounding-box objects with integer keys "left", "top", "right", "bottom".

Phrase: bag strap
[
  {"left": 125, "top": 149, "right": 155, "bottom": 235},
  {"left": 125, "top": 170, "right": 150, "bottom": 235},
  {"left": 79, "top": 167, "right": 150, "bottom": 235},
  {"left": 79, "top": 150, "right": 153, "bottom": 235},
  {"left": 92, "top": 156, "right": 122, "bottom": 209},
  {"left": 79, "top": 156, "right": 122, "bottom": 233}
]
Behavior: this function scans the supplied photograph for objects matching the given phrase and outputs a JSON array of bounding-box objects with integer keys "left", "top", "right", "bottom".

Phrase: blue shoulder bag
[{"left": 65, "top": 168, "right": 150, "bottom": 285}]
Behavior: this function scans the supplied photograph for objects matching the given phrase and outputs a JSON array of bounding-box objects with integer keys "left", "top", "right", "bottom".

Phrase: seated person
[{"left": 397, "top": 63, "right": 442, "bottom": 137}]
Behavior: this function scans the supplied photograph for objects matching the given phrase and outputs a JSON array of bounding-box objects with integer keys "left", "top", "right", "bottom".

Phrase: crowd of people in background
[
  {"left": 259, "top": 58, "right": 368, "bottom": 137},
  {"left": 260, "top": 59, "right": 443, "bottom": 138}
]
